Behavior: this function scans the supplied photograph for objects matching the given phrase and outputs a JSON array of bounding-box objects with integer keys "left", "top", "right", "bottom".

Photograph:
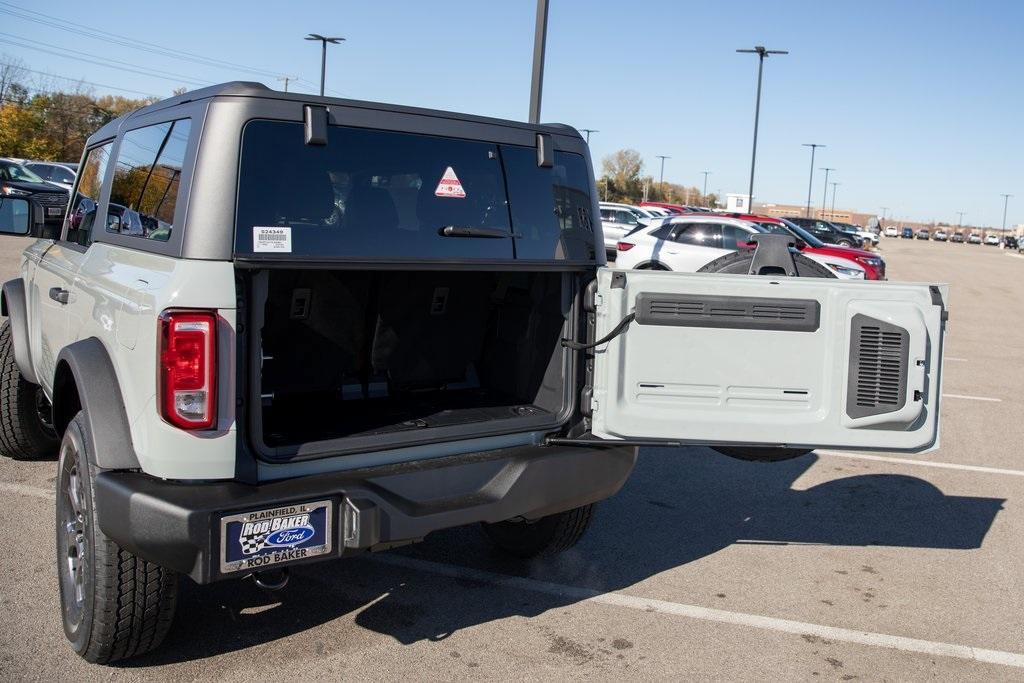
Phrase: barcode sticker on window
[{"left": 253, "top": 226, "right": 292, "bottom": 252}]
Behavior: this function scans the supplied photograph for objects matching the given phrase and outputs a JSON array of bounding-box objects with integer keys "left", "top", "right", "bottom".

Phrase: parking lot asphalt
[{"left": 1, "top": 237, "right": 1022, "bottom": 681}]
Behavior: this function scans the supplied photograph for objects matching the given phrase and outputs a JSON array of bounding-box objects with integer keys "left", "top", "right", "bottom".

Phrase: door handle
[{"left": 48, "top": 287, "right": 69, "bottom": 305}]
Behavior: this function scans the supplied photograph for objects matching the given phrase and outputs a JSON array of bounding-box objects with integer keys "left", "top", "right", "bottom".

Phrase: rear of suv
[{"left": 0, "top": 83, "right": 948, "bottom": 663}]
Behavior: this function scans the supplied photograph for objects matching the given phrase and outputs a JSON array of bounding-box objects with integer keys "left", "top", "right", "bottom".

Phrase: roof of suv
[{"left": 89, "top": 81, "right": 585, "bottom": 147}]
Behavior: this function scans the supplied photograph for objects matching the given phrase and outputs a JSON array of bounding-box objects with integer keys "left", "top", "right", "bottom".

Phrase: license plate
[
  {"left": 46, "top": 207, "right": 62, "bottom": 216},
  {"left": 220, "top": 500, "right": 333, "bottom": 574}
]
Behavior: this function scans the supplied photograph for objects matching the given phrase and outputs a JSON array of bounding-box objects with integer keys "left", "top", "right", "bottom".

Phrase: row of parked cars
[
  {"left": 599, "top": 201, "right": 885, "bottom": 279},
  {"left": 885, "top": 224, "right": 1015, "bottom": 246}
]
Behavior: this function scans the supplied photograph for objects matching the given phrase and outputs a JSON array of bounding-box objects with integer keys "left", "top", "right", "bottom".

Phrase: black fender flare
[
  {"left": 1, "top": 278, "right": 38, "bottom": 385},
  {"left": 53, "top": 338, "right": 140, "bottom": 470}
]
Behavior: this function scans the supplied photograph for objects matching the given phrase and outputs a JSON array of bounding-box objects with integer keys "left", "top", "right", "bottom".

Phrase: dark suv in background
[
  {"left": 0, "top": 159, "right": 68, "bottom": 235},
  {"left": 784, "top": 216, "right": 861, "bottom": 247}
]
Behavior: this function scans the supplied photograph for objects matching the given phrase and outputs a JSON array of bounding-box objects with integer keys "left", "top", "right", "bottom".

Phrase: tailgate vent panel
[
  {"left": 635, "top": 293, "right": 820, "bottom": 332},
  {"left": 846, "top": 314, "right": 909, "bottom": 419}
]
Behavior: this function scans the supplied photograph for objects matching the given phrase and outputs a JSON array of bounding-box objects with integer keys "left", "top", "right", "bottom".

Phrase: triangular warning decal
[{"left": 434, "top": 166, "right": 466, "bottom": 198}]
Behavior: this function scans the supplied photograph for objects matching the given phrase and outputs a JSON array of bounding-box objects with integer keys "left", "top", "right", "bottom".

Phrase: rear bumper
[{"left": 94, "top": 443, "right": 637, "bottom": 584}]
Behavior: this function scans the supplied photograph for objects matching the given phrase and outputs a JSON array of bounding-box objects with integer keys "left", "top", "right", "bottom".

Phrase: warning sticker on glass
[
  {"left": 253, "top": 226, "right": 292, "bottom": 252},
  {"left": 434, "top": 166, "right": 466, "bottom": 198}
]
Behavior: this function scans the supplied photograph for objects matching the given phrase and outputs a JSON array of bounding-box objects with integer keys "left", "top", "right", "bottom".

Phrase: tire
[
  {"left": 0, "top": 320, "right": 58, "bottom": 460},
  {"left": 57, "top": 412, "right": 178, "bottom": 663},
  {"left": 698, "top": 249, "right": 832, "bottom": 462},
  {"left": 481, "top": 504, "right": 594, "bottom": 559}
]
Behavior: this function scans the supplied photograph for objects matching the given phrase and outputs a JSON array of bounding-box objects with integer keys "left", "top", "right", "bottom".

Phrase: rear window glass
[{"left": 235, "top": 120, "right": 595, "bottom": 261}]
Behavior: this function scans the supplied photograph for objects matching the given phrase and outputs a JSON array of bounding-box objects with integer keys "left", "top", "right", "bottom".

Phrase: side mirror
[{"left": 0, "top": 197, "right": 42, "bottom": 236}]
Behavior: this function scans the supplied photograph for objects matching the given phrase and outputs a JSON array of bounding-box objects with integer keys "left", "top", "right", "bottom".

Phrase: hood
[
  {"left": 1, "top": 179, "right": 63, "bottom": 194},
  {"left": 805, "top": 244, "right": 880, "bottom": 261}
]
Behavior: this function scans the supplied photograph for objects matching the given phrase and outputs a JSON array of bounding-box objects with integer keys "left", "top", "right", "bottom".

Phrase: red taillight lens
[
  {"left": 617, "top": 241, "right": 634, "bottom": 251},
  {"left": 159, "top": 310, "right": 217, "bottom": 430}
]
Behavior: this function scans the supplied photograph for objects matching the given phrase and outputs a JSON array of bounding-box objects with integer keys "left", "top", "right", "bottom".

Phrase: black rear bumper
[{"left": 94, "top": 444, "right": 637, "bottom": 584}]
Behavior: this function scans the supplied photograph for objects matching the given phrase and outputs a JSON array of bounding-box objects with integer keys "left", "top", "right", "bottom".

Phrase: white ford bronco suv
[{"left": 0, "top": 83, "right": 947, "bottom": 663}]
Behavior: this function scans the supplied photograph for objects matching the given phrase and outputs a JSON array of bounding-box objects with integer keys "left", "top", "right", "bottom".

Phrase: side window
[
  {"left": 720, "top": 224, "right": 751, "bottom": 250},
  {"left": 615, "top": 210, "right": 638, "bottom": 226},
  {"left": 52, "top": 166, "right": 76, "bottom": 184},
  {"left": 600, "top": 208, "right": 614, "bottom": 221},
  {"left": 107, "top": 119, "right": 191, "bottom": 242},
  {"left": 674, "top": 223, "right": 722, "bottom": 247},
  {"left": 64, "top": 142, "right": 113, "bottom": 247},
  {"left": 651, "top": 224, "right": 675, "bottom": 240}
]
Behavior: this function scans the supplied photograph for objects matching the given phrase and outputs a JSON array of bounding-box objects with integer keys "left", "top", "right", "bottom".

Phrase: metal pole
[
  {"left": 701, "top": 171, "right": 711, "bottom": 199},
  {"left": 820, "top": 168, "right": 833, "bottom": 218},
  {"left": 580, "top": 129, "right": 598, "bottom": 143},
  {"left": 881, "top": 206, "right": 889, "bottom": 221},
  {"left": 830, "top": 181, "right": 839, "bottom": 216},
  {"left": 957, "top": 211, "right": 965, "bottom": 230},
  {"left": 1001, "top": 194, "right": 1012, "bottom": 231},
  {"left": 656, "top": 155, "right": 670, "bottom": 199},
  {"left": 320, "top": 40, "right": 327, "bottom": 95},
  {"left": 803, "top": 143, "right": 824, "bottom": 217},
  {"left": 738, "top": 47, "right": 787, "bottom": 213},
  {"left": 528, "top": 0, "right": 550, "bottom": 124}
]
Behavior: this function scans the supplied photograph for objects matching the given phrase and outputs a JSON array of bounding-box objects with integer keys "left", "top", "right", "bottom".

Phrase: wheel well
[
  {"left": 52, "top": 360, "right": 81, "bottom": 438},
  {"left": 634, "top": 260, "right": 670, "bottom": 271}
]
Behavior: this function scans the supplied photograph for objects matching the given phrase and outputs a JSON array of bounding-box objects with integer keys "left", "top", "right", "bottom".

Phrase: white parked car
[
  {"left": 883, "top": 226, "right": 899, "bottom": 237},
  {"left": 984, "top": 234, "right": 1001, "bottom": 245},
  {"left": 599, "top": 203, "right": 649, "bottom": 251},
  {"left": 614, "top": 216, "right": 867, "bottom": 279}
]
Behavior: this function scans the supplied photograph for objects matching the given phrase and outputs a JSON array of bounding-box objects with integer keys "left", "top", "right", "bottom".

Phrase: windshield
[
  {"left": 0, "top": 161, "right": 45, "bottom": 183},
  {"left": 777, "top": 218, "right": 826, "bottom": 247}
]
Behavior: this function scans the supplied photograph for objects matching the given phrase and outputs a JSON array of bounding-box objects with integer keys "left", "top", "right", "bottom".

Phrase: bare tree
[{"left": 0, "top": 54, "right": 28, "bottom": 103}]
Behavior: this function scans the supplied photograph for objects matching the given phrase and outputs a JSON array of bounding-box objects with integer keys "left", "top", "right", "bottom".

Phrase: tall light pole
[
  {"left": 880, "top": 206, "right": 889, "bottom": 222},
  {"left": 830, "top": 181, "right": 840, "bottom": 217},
  {"left": 528, "top": 0, "right": 550, "bottom": 123},
  {"left": 738, "top": 46, "right": 788, "bottom": 212},
  {"left": 701, "top": 170, "right": 711, "bottom": 200},
  {"left": 802, "top": 143, "right": 825, "bottom": 217},
  {"left": 1001, "top": 193, "right": 1013, "bottom": 232},
  {"left": 276, "top": 75, "right": 298, "bottom": 92},
  {"left": 580, "top": 129, "right": 598, "bottom": 144},
  {"left": 305, "top": 34, "right": 345, "bottom": 96},
  {"left": 956, "top": 211, "right": 965, "bottom": 231},
  {"left": 656, "top": 155, "right": 670, "bottom": 190},
  {"left": 819, "top": 167, "right": 834, "bottom": 218}
]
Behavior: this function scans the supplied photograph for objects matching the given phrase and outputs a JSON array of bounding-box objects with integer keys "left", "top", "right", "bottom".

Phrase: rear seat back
[{"left": 371, "top": 272, "right": 493, "bottom": 391}]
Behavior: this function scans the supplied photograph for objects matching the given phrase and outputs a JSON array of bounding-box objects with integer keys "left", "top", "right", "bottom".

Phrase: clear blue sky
[{"left": 3, "top": 0, "right": 1022, "bottom": 228}]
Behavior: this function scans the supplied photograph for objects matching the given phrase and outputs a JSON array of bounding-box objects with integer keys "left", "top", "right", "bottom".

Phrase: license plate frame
[
  {"left": 219, "top": 499, "right": 333, "bottom": 574},
  {"left": 46, "top": 207, "right": 62, "bottom": 216}
]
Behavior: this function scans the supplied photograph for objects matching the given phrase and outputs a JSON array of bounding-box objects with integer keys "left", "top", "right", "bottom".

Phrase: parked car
[
  {"left": 950, "top": 232, "right": 965, "bottom": 243},
  {"left": 933, "top": 230, "right": 948, "bottom": 241},
  {"left": 709, "top": 212, "right": 885, "bottom": 279},
  {"left": 23, "top": 161, "right": 77, "bottom": 190},
  {"left": 984, "top": 234, "right": 1001, "bottom": 246},
  {"left": 639, "top": 201, "right": 693, "bottom": 214},
  {"left": 968, "top": 233, "right": 982, "bottom": 244},
  {"left": 1004, "top": 236, "right": 1018, "bottom": 250},
  {"left": 0, "top": 82, "right": 947, "bottom": 664},
  {"left": 784, "top": 217, "right": 861, "bottom": 247},
  {"left": 883, "top": 226, "right": 899, "bottom": 237},
  {"left": 901, "top": 227, "right": 914, "bottom": 239},
  {"left": 599, "top": 203, "right": 648, "bottom": 252},
  {"left": 832, "top": 221, "right": 878, "bottom": 245},
  {"left": 0, "top": 159, "right": 68, "bottom": 235},
  {"left": 616, "top": 215, "right": 867, "bottom": 279}
]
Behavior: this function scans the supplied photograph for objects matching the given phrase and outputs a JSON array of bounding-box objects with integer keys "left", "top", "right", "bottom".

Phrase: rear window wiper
[{"left": 439, "top": 225, "right": 514, "bottom": 239}]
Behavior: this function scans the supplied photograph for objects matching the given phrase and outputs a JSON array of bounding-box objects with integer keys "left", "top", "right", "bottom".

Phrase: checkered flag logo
[{"left": 239, "top": 530, "right": 267, "bottom": 555}]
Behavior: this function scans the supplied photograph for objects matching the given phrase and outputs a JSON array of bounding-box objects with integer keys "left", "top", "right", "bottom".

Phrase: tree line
[
  {"left": 598, "top": 148, "right": 718, "bottom": 208},
  {"left": 0, "top": 58, "right": 166, "bottom": 161}
]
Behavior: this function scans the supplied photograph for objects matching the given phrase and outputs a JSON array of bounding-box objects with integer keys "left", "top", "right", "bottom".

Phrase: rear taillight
[
  {"left": 159, "top": 310, "right": 217, "bottom": 430},
  {"left": 617, "top": 241, "right": 634, "bottom": 251}
]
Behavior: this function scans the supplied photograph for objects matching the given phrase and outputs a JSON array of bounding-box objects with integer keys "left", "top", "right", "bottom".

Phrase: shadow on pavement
[{"left": 123, "top": 447, "right": 1004, "bottom": 666}]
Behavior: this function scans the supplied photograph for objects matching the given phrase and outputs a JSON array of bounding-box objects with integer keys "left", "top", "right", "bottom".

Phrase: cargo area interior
[{"left": 253, "top": 270, "right": 574, "bottom": 450}]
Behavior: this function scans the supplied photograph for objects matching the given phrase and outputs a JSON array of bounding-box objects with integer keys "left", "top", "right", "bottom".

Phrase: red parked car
[{"left": 693, "top": 212, "right": 886, "bottom": 280}]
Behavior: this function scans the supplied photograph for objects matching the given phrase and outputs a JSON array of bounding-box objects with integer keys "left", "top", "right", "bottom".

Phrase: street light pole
[
  {"left": 738, "top": 46, "right": 788, "bottom": 213},
  {"left": 276, "top": 75, "right": 298, "bottom": 92},
  {"left": 656, "top": 155, "right": 670, "bottom": 199},
  {"left": 956, "top": 211, "right": 965, "bottom": 231},
  {"left": 1001, "top": 193, "right": 1013, "bottom": 232},
  {"left": 305, "top": 34, "right": 345, "bottom": 96},
  {"left": 580, "top": 129, "right": 598, "bottom": 144},
  {"left": 819, "top": 167, "right": 834, "bottom": 218},
  {"left": 830, "top": 181, "right": 840, "bottom": 216},
  {"left": 528, "top": 0, "right": 550, "bottom": 124},
  {"left": 701, "top": 170, "right": 711, "bottom": 199},
  {"left": 802, "top": 143, "right": 825, "bottom": 217}
]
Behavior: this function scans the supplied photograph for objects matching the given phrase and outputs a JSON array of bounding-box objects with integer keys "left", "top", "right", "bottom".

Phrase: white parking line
[
  {"left": 942, "top": 393, "right": 1002, "bottom": 402},
  {"left": 945, "top": 357, "right": 969, "bottom": 362},
  {"left": 372, "top": 554, "right": 1024, "bottom": 669},
  {"left": 4, "top": 478, "right": 1024, "bottom": 668},
  {"left": 816, "top": 450, "right": 1024, "bottom": 478}
]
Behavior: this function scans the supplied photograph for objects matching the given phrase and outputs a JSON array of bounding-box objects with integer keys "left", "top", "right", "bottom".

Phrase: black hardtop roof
[{"left": 88, "top": 81, "right": 583, "bottom": 146}]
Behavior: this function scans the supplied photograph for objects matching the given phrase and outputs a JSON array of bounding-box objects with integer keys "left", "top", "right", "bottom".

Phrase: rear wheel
[
  {"left": 481, "top": 504, "right": 594, "bottom": 559},
  {"left": 698, "top": 250, "right": 834, "bottom": 462},
  {"left": 57, "top": 412, "right": 178, "bottom": 663},
  {"left": 0, "top": 320, "right": 58, "bottom": 460}
]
